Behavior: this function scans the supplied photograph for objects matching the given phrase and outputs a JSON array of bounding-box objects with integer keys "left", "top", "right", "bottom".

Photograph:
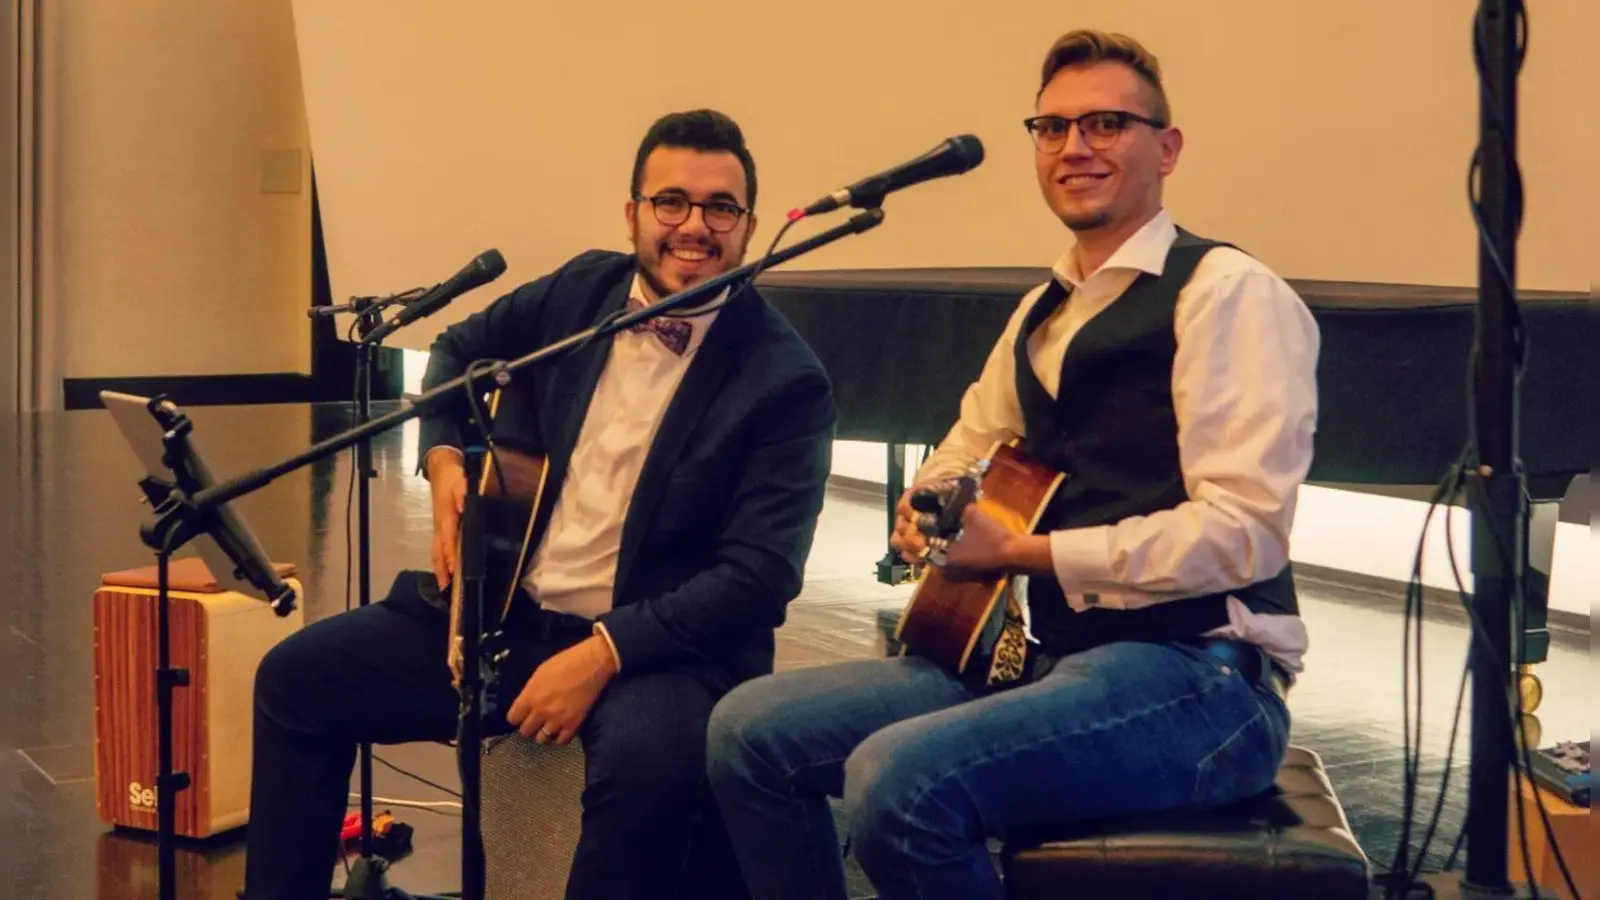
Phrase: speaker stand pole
[{"left": 1421, "top": 1, "right": 1532, "bottom": 897}]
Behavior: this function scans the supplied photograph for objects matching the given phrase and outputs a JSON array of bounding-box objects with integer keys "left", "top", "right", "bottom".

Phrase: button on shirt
[{"left": 916, "top": 209, "right": 1320, "bottom": 674}]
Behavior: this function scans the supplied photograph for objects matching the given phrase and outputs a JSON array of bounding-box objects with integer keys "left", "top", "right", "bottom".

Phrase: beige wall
[
  {"left": 49, "top": 0, "right": 311, "bottom": 380},
  {"left": 292, "top": 0, "right": 1597, "bottom": 353}
]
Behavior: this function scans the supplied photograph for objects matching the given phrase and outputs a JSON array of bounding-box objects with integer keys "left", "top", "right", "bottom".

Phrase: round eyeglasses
[
  {"left": 636, "top": 194, "right": 749, "bottom": 233},
  {"left": 1023, "top": 110, "right": 1166, "bottom": 154}
]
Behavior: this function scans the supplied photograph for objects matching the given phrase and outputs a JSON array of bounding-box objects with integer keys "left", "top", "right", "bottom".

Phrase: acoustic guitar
[
  {"left": 891, "top": 441, "right": 1064, "bottom": 683},
  {"left": 444, "top": 391, "right": 549, "bottom": 684}
]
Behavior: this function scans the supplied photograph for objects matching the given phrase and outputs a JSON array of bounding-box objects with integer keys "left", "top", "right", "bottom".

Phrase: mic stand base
[{"left": 333, "top": 861, "right": 458, "bottom": 900}]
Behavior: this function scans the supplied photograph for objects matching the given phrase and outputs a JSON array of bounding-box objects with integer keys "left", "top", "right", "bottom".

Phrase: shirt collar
[{"left": 1051, "top": 208, "right": 1177, "bottom": 289}]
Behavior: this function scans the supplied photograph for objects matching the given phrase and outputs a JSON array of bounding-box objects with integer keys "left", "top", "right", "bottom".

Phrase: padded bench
[
  {"left": 478, "top": 610, "right": 1371, "bottom": 899},
  {"left": 1000, "top": 746, "right": 1369, "bottom": 899}
]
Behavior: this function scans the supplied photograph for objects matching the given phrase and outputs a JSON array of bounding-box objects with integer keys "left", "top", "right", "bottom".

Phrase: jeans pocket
[{"left": 1190, "top": 705, "right": 1282, "bottom": 807}]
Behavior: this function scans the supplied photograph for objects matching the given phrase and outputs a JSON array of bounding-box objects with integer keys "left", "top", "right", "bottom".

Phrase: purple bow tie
[{"left": 628, "top": 305, "right": 692, "bottom": 355}]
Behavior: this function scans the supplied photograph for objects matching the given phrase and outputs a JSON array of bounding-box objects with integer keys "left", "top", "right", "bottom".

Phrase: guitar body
[
  {"left": 893, "top": 442, "right": 1064, "bottom": 675},
  {"left": 446, "top": 392, "right": 549, "bottom": 682}
]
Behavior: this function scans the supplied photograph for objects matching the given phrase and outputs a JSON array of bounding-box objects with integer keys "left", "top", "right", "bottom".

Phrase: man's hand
[
  {"left": 938, "top": 503, "right": 1056, "bottom": 579},
  {"left": 506, "top": 636, "right": 619, "bottom": 745},
  {"left": 889, "top": 483, "right": 939, "bottom": 565},
  {"left": 427, "top": 450, "right": 467, "bottom": 590},
  {"left": 938, "top": 503, "right": 1019, "bottom": 574}
]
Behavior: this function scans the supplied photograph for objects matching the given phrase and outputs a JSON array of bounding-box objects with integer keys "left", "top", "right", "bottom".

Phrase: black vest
[{"left": 1016, "top": 228, "right": 1299, "bottom": 655}]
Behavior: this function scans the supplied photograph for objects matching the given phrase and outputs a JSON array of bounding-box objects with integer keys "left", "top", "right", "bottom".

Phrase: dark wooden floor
[{"left": 0, "top": 402, "right": 1589, "bottom": 899}]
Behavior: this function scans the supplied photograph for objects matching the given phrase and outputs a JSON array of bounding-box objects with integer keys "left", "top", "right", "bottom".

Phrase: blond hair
[{"left": 1037, "top": 30, "right": 1171, "bottom": 125}]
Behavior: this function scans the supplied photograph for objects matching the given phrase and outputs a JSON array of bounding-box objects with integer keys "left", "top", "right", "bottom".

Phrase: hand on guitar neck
[
  {"left": 890, "top": 471, "right": 1051, "bottom": 578},
  {"left": 425, "top": 447, "right": 469, "bottom": 590}
]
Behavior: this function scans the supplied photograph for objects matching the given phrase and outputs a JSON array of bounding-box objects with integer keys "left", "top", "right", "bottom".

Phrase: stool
[
  {"left": 1001, "top": 746, "right": 1370, "bottom": 899},
  {"left": 479, "top": 733, "right": 586, "bottom": 900}
]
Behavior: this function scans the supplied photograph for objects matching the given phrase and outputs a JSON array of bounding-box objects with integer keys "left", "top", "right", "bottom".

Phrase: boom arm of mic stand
[{"left": 187, "top": 207, "right": 887, "bottom": 515}]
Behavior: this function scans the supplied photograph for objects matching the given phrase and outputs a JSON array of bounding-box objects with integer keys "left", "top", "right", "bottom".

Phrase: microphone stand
[
  {"left": 135, "top": 206, "right": 886, "bottom": 900},
  {"left": 338, "top": 297, "right": 414, "bottom": 899}
]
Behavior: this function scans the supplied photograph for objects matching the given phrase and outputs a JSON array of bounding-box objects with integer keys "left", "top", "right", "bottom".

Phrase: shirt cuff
[
  {"left": 422, "top": 445, "right": 465, "bottom": 480},
  {"left": 1048, "top": 526, "right": 1114, "bottom": 595},
  {"left": 593, "top": 621, "right": 623, "bottom": 674}
]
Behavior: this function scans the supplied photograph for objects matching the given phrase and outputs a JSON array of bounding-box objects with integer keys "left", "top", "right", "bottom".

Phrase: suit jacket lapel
[
  {"left": 614, "top": 287, "right": 754, "bottom": 590},
  {"left": 527, "top": 273, "right": 632, "bottom": 554}
]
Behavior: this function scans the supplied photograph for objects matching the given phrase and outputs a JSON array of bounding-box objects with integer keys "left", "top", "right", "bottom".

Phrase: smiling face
[
  {"left": 1033, "top": 61, "right": 1181, "bottom": 237},
  {"left": 625, "top": 146, "right": 756, "bottom": 302}
]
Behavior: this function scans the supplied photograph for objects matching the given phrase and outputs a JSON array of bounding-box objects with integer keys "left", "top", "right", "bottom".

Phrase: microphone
[
  {"left": 359, "top": 249, "right": 509, "bottom": 345},
  {"left": 788, "top": 135, "right": 985, "bottom": 220}
]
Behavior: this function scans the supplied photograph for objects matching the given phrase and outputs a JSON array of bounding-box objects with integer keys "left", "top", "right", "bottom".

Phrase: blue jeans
[{"left": 705, "top": 639, "right": 1291, "bottom": 900}]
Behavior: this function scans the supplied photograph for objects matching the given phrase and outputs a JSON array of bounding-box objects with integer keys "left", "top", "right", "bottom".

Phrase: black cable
[
  {"left": 736, "top": 214, "right": 801, "bottom": 297},
  {"left": 371, "top": 752, "right": 463, "bottom": 799},
  {"left": 461, "top": 358, "right": 510, "bottom": 500},
  {"left": 1388, "top": 458, "right": 1472, "bottom": 890},
  {"left": 345, "top": 317, "right": 364, "bottom": 615},
  {"left": 1444, "top": 818, "right": 1467, "bottom": 872},
  {"left": 1387, "top": 455, "right": 1468, "bottom": 898}
]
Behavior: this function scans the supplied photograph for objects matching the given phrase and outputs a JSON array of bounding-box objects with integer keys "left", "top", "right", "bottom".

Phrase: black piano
[{"left": 755, "top": 268, "right": 1597, "bottom": 657}]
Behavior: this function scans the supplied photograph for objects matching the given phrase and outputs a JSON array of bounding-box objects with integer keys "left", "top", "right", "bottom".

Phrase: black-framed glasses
[
  {"left": 1023, "top": 110, "right": 1166, "bottom": 153},
  {"left": 636, "top": 193, "right": 749, "bottom": 233}
]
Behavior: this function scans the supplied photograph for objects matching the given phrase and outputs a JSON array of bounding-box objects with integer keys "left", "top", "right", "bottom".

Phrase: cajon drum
[{"left": 92, "top": 556, "right": 305, "bottom": 839}]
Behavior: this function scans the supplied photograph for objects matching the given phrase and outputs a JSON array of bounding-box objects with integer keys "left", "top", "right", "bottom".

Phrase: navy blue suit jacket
[{"left": 418, "top": 249, "right": 836, "bottom": 685}]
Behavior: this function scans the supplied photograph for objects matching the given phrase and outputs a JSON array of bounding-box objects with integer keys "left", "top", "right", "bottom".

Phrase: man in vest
[
  {"left": 705, "top": 29, "right": 1320, "bottom": 900},
  {"left": 241, "top": 109, "right": 835, "bottom": 900}
]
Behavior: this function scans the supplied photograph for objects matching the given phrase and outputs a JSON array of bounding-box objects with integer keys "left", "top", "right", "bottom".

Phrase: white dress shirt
[
  {"left": 521, "top": 274, "right": 721, "bottom": 620},
  {"left": 916, "top": 209, "right": 1319, "bottom": 674}
]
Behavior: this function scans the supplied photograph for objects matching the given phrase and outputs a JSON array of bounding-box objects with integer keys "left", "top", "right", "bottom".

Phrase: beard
[
  {"left": 630, "top": 215, "right": 748, "bottom": 301},
  {"left": 636, "top": 255, "right": 678, "bottom": 302},
  {"left": 1056, "top": 204, "right": 1113, "bottom": 231}
]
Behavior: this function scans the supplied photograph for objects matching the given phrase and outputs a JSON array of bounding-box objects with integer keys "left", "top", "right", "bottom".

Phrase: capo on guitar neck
[{"left": 910, "top": 459, "right": 989, "bottom": 569}]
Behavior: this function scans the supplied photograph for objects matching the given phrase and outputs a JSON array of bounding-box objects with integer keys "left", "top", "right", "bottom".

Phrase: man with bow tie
[{"left": 240, "top": 109, "right": 836, "bottom": 900}]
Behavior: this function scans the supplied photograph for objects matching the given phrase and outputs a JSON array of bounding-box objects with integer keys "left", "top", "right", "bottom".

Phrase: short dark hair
[
  {"left": 630, "top": 109, "right": 757, "bottom": 209},
  {"left": 1037, "top": 29, "right": 1171, "bottom": 126}
]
